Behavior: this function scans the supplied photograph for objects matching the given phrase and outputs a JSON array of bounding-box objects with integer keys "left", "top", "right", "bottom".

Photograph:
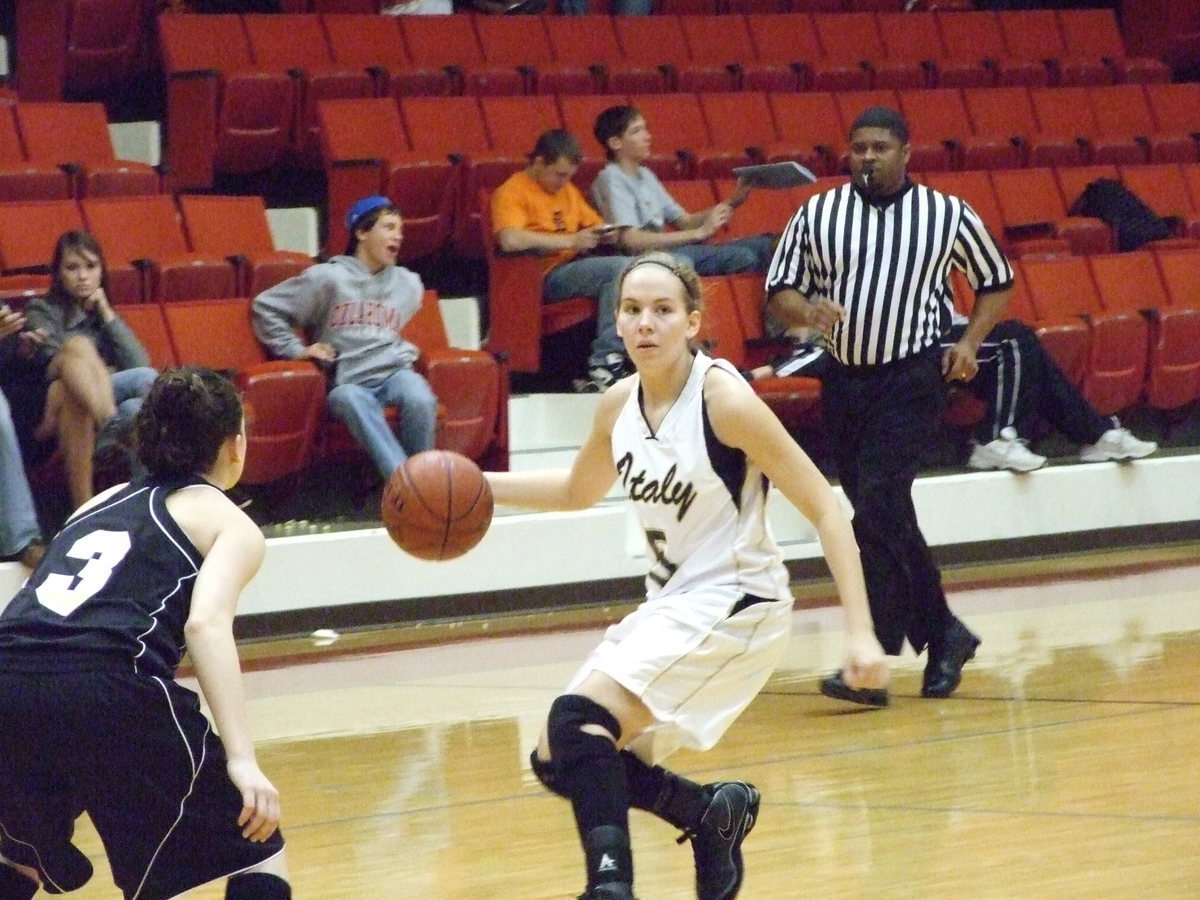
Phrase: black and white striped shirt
[{"left": 766, "top": 181, "right": 1013, "bottom": 367}]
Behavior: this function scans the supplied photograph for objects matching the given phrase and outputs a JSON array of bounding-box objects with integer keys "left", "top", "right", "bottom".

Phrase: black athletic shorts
[{"left": 0, "top": 670, "right": 285, "bottom": 900}]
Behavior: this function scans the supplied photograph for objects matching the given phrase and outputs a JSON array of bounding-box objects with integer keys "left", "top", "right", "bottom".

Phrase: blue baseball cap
[{"left": 345, "top": 195, "right": 393, "bottom": 233}]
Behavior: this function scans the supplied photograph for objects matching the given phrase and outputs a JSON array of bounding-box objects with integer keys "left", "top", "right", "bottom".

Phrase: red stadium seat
[
  {"left": 1056, "top": 8, "right": 1171, "bottom": 86},
  {"left": 158, "top": 13, "right": 295, "bottom": 190},
  {"left": 541, "top": 16, "right": 629, "bottom": 95},
  {"left": 317, "top": 97, "right": 458, "bottom": 262},
  {"left": 991, "top": 167, "right": 1113, "bottom": 256},
  {"left": 936, "top": 10, "right": 1049, "bottom": 89},
  {"left": 813, "top": 12, "right": 929, "bottom": 90},
  {"left": 320, "top": 14, "right": 444, "bottom": 99},
  {"left": 1089, "top": 250, "right": 1200, "bottom": 411},
  {"left": 1019, "top": 254, "right": 1148, "bottom": 415},
  {"left": 0, "top": 100, "right": 71, "bottom": 201},
  {"left": 897, "top": 88, "right": 972, "bottom": 172},
  {"left": 81, "top": 195, "right": 239, "bottom": 304},
  {"left": 177, "top": 193, "right": 313, "bottom": 296},
  {"left": 242, "top": 13, "right": 377, "bottom": 168},
  {"left": 163, "top": 297, "right": 328, "bottom": 486},
  {"left": 0, "top": 200, "right": 86, "bottom": 275},
  {"left": 995, "top": 8, "right": 1111, "bottom": 87},
  {"left": 764, "top": 92, "right": 846, "bottom": 176},
  {"left": 115, "top": 302, "right": 178, "bottom": 372},
  {"left": 694, "top": 92, "right": 776, "bottom": 178},
  {"left": 679, "top": 15, "right": 794, "bottom": 93},
  {"left": 960, "top": 86, "right": 1037, "bottom": 171},
  {"left": 16, "top": 102, "right": 161, "bottom": 197},
  {"left": 480, "top": 187, "right": 596, "bottom": 376},
  {"left": 743, "top": 14, "right": 827, "bottom": 93},
  {"left": 398, "top": 15, "right": 525, "bottom": 97},
  {"left": 1117, "top": 164, "right": 1200, "bottom": 240},
  {"left": 614, "top": 15, "right": 736, "bottom": 94},
  {"left": 1088, "top": 85, "right": 1196, "bottom": 165},
  {"left": 472, "top": 15, "right": 594, "bottom": 97},
  {"left": 878, "top": 11, "right": 990, "bottom": 90}
]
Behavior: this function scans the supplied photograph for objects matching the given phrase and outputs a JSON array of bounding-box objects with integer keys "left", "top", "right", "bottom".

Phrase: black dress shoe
[
  {"left": 819, "top": 671, "right": 889, "bottom": 707},
  {"left": 921, "top": 619, "right": 981, "bottom": 698}
]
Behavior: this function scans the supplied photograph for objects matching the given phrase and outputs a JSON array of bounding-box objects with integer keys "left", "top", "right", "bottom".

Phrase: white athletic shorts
[{"left": 565, "top": 586, "right": 793, "bottom": 763}]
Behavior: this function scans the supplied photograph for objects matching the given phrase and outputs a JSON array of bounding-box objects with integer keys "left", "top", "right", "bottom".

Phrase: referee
[{"left": 766, "top": 106, "right": 1014, "bottom": 703}]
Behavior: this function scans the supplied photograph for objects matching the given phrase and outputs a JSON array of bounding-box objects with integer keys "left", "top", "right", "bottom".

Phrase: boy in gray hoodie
[{"left": 252, "top": 196, "right": 437, "bottom": 480}]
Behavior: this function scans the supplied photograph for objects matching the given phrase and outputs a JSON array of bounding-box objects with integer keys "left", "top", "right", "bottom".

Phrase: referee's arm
[{"left": 766, "top": 287, "right": 844, "bottom": 336}]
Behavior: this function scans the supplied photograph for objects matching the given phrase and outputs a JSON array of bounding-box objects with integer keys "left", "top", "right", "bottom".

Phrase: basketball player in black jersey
[{"left": 0, "top": 367, "right": 290, "bottom": 900}]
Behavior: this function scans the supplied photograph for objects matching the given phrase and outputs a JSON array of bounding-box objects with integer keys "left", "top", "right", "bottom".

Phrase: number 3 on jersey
[{"left": 35, "top": 529, "right": 133, "bottom": 617}]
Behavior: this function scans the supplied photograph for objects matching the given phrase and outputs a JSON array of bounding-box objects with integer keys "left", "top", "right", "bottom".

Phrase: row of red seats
[
  {"left": 284, "top": 0, "right": 960, "bottom": 14},
  {"left": 315, "top": 88, "right": 1200, "bottom": 263},
  {"left": 159, "top": 7, "right": 1167, "bottom": 189},
  {"left": 0, "top": 194, "right": 310, "bottom": 305},
  {"left": 954, "top": 248, "right": 1200, "bottom": 416},
  {"left": 0, "top": 99, "right": 160, "bottom": 201},
  {"left": 917, "top": 164, "right": 1200, "bottom": 259},
  {"left": 6, "top": 288, "right": 508, "bottom": 483},
  {"left": 10, "top": 0, "right": 973, "bottom": 106}
]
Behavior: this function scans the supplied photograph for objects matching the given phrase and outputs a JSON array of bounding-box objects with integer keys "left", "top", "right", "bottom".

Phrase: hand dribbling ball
[{"left": 381, "top": 450, "right": 493, "bottom": 560}]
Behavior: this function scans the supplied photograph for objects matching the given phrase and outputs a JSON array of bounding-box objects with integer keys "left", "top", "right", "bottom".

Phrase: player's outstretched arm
[
  {"left": 178, "top": 490, "right": 281, "bottom": 842},
  {"left": 704, "top": 369, "right": 889, "bottom": 690},
  {"left": 485, "top": 382, "right": 625, "bottom": 512}
]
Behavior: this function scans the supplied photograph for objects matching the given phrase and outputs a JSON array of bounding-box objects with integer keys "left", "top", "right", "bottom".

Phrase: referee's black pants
[{"left": 822, "top": 347, "right": 951, "bottom": 657}]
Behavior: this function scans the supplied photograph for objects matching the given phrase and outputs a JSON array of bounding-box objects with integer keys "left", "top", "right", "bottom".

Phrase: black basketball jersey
[{"left": 0, "top": 476, "right": 209, "bottom": 678}]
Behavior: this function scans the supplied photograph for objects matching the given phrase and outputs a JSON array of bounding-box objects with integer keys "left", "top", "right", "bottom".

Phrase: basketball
[{"left": 381, "top": 450, "right": 494, "bottom": 561}]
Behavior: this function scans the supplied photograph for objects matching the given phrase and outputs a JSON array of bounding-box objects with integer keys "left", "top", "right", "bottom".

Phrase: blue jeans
[
  {"left": 326, "top": 368, "right": 438, "bottom": 479},
  {"left": 96, "top": 368, "right": 158, "bottom": 471},
  {"left": 0, "top": 388, "right": 40, "bottom": 556},
  {"left": 543, "top": 254, "right": 636, "bottom": 369},
  {"left": 672, "top": 235, "right": 775, "bottom": 276},
  {"left": 110, "top": 367, "right": 157, "bottom": 420}
]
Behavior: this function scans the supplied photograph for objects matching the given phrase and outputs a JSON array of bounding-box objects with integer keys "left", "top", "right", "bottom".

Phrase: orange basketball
[{"left": 381, "top": 450, "right": 493, "bottom": 561}]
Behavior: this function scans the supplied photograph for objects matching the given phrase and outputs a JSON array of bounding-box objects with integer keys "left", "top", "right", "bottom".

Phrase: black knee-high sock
[
  {"left": 546, "top": 696, "right": 635, "bottom": 887},
  {"left": 621, "top": 751, "right": 711, "bottom": 834}
]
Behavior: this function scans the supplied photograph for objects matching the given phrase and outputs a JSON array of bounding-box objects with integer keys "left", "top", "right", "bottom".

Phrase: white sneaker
[
  {"left": 1078, "top": 427, "right": 1158, "bottom": 463},
  {"left": 967, "top": 427, "right": 1047, "bottom": 472}
]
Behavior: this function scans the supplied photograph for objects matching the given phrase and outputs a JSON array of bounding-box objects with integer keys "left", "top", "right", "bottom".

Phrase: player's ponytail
[{"left": 135, "top": 367, "right": 243, "bottom": 478}]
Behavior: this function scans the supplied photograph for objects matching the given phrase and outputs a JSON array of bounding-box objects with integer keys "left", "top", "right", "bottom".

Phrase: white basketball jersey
[{"left": 611, "top": 352, "right": 792, "bottom": 602}]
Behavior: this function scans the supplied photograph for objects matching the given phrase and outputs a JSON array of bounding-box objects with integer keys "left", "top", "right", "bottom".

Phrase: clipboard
[{"left": 732, "top": 161, "right": 818, "bottom": 189}]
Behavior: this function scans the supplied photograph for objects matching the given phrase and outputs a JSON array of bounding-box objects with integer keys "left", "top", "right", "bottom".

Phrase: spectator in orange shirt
[{"left": 491, "top": 129, "right": 637, "bottom": 392}]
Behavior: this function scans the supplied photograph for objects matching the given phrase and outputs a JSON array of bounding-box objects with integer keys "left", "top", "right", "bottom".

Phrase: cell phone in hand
[{"left": 594, "top": 224, "right": 621, "bottom": 235}]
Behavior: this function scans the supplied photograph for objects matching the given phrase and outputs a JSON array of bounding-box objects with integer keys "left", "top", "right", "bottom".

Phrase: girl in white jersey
[{"left": 485, "top": 251, "right": 888, "bottom": 900}]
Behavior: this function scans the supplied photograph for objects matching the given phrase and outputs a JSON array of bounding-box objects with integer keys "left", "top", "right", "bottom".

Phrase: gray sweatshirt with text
[{"left": 251, "top": 256, "right": 423, "bottom": 388}]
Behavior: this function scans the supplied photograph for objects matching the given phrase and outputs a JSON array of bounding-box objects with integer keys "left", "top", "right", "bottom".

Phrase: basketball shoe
[{"left": 684, "top": 781, "right": 761, "bottom": 900}]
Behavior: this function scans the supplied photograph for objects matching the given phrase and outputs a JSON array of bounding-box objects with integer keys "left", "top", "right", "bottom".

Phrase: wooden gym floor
[{"left": 63, "top": 547, "right": 1200, "bottom": 899}]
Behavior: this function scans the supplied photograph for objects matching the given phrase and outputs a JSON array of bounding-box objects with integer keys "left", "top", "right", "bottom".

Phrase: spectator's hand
[
  {"left": 942, "top": 341, "right": 979, "bottom": 382},
  {"left": 728, "top": 177, "right": 753, "bottom": 208},
  {"left": 805, "top": 299, "right": 845, "bottom": 338},
  {"left": 700, "top": 203, "right": 733, "bottom": 239},
  {"left": 16, "top": 328, "right": 48, "bottom": 358},
  {"left": 0, "top": 306, "right": 24, "bottom": 340},
  {"left": 842, "top": 632, "right": 890, "bottom": 692},
  {"left": 573, "top": 228, "right": 604, "bottom": 251},
  {"left": 302, "top": 342, "right": 338, "bottom": 362},
  {"left": 82, "top": 287, "right": 112, "bottom": 321}
]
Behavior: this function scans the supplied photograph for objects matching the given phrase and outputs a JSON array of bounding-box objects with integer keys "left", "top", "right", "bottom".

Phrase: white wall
[{"left": 5, "top": 452, "right": 1197, "bottom": 617}]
